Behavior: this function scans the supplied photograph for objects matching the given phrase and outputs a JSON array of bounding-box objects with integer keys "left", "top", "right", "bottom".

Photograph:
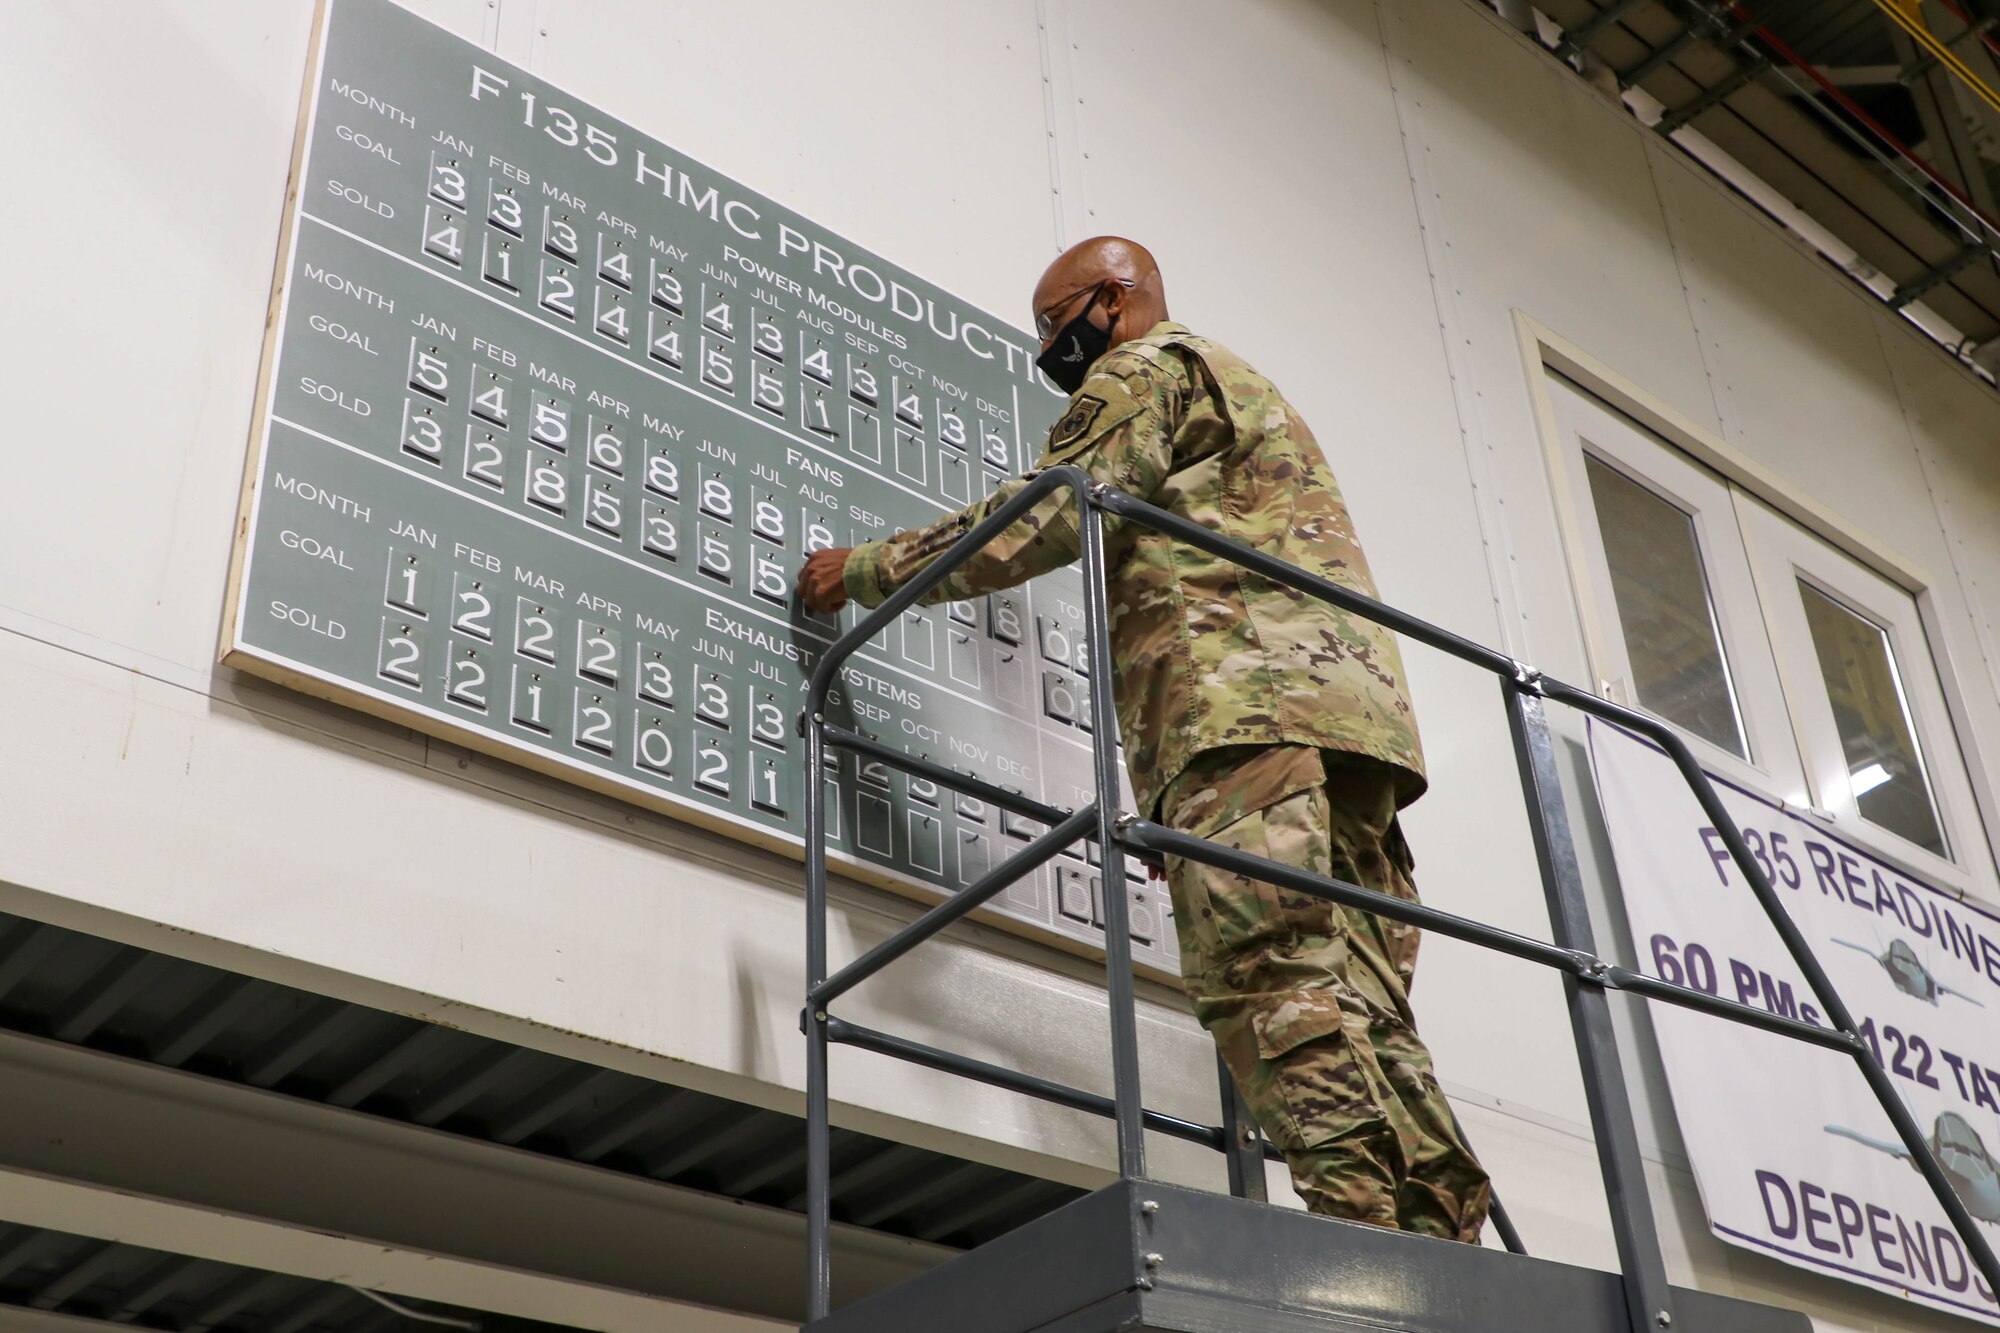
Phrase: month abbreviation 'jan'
[{"left": 391, "top": 519, "right": 437, "bottom": 548}]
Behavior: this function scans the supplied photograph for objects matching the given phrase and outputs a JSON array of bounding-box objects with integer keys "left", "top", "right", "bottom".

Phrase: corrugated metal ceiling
[
  {"left": 1509, "top": 0, "right": 2000, "bottom": 371},
  {"left": 0, "top": 1222, "right": 560, "bottom": 1332},
  {"left": 0, "top": 909, "right": 1088, "bottom": 1329}
]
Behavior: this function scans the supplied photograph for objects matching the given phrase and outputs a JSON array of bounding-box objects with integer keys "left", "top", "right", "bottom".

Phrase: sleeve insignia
[{"left": 1049, "top": 394, "right": 1107, "bottom": 452}]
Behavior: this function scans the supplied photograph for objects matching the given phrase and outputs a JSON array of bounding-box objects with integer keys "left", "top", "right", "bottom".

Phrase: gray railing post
[
  {"left": 804, "top": 694, "right": 833, "bottom": 1321},
  {"left": 800, "top": 688, "right": 832, "bottom": 1312},
  {"left": 800, "top": 469, "right": 1137, "bottom": 1317},
  {"left": 1503, "top": 681, "right": 1674, "bottom": 1333},
  {"left": 1074, "top": 480, "right": 1148, "bottom": 1181}
]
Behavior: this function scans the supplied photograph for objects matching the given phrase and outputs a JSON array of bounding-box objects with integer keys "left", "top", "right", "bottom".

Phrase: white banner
[{"left": 1587, "top": 720, "right": 2000, "bottom": 1325}]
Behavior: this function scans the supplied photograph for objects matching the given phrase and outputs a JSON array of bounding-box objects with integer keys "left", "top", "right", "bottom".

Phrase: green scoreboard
[{"left": 223, "top": 0, "right": 1176, "bottom": 975}]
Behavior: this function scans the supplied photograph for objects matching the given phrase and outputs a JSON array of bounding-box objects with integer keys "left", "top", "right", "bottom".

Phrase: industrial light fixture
[{"left": 1851, "top": 762, "right": 1894, "bottom": 797}]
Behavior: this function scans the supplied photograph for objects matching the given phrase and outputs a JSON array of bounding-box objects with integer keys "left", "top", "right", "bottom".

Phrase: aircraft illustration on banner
[
  {"left": 1830, "top": 937, "right": 1985, "bottom": 1009},
  {"left": 1825, "top": 1113, "right": 2000, "bottom": 1224}
]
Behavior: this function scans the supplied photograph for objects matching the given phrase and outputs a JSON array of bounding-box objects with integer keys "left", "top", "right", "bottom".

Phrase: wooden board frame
[{"left": 217, "top": 0, "right": 1184, "bottom": 989}]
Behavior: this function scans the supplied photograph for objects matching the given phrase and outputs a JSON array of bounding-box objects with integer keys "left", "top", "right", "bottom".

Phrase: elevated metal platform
[
  {"left": 809, "top": 1180, "right": 1810, "bottom": 1333},
  {"left": 802, "top": 470, "right": 1993, "bottom": 1332}
]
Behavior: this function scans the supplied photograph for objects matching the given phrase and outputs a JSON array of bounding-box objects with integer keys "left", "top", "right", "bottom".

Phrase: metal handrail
[{"left": 800, "top": 466, "right": 2000, "bottom": 1330}]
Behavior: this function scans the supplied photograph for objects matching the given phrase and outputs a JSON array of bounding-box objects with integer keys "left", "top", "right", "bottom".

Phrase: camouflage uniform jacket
[{"left": 842, "top": 321, "right": 1426, "bottom": 819}]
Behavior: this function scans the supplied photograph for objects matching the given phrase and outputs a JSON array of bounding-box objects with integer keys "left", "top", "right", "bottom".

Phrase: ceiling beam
[
  {"left": 1891, "top": 242, "right": 1991, "bottom": 306},
  {"left": 1812, "top": 63, "right": 1912, "bottom": 86},
  {"left": 0, "top": 1305, "right": 189, "bottom": 1333},
  {"left": 1554, "top": 0, "right": 1652, "bottom": 60}
]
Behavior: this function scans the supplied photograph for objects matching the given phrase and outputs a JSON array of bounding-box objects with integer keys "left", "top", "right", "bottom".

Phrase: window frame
[
  {"left": 1546, "top": 376, "right": 1802, "bottom": 799},
  {"left": 1577, "top": 449, "right": 1747, "bottom": 759},
  {"left": 1736, "top": 493, "right": 1977, "bottom": 880},
  {"left": 1519, "top": 311, "right": 2000, "bottom": 898}
]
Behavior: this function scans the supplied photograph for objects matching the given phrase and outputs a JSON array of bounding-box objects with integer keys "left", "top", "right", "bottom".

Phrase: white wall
[{"left": 4, "top": 0, "right": 2000, "bottom": 1328}]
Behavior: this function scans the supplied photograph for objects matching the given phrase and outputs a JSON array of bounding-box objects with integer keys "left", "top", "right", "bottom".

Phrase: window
[
  {"left": 1582, "top": 453, "right": 1746, "bottom": 758},
  {"left": 1550, "top": 379, "right": 1799, "bottom": 797},
  {"left": 1796, "top": 581, "right": 1947, "bottom": 856},
  {"left": 1547, "top": 374, "right": 1987, "bottom": 884},
  {"left": 1734, "top": 494, "right": 1977, "bottom": 872}
]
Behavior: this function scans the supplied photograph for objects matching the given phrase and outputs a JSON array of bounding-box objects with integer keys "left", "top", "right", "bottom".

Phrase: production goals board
[{"left": 221, "top": 0, "right": 1176, "bottom": 975}]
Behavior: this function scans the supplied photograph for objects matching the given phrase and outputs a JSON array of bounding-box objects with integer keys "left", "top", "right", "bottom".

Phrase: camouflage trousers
[{"left": 1161, "top": 745, "right": 1491, "bottom": 1242}]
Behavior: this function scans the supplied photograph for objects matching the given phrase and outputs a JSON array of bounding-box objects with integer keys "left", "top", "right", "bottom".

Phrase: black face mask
[{"left": 1036, "top": 294, "right": 1114, "bottom": 395}]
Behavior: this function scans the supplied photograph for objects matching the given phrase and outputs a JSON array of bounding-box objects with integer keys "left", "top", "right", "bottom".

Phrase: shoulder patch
[
  {"left": 1099, "top": 341, "right": 1186, "bottom": 392},
  {"left": 1117, "top": 339, "right": 1171, "bottom": 366},
  {"left": 1049, "top": 394, "right": 1106, "bottom": 451}
]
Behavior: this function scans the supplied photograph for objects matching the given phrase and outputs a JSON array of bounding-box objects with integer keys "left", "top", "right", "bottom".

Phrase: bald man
[{"left": 798, "top": 237, "right": 1490, "bottom": 1242}]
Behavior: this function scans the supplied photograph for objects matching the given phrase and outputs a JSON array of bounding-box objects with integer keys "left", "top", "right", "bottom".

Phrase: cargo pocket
[
  {"left": 1166, "top": 805, "right": 1288, "bottom": 963},
  {"left": 1248, "top": 990, "right": 1373, "bottom": 1152},
  {"left": 1162, "top": 759, "right": 1330, "bottom": 966}
]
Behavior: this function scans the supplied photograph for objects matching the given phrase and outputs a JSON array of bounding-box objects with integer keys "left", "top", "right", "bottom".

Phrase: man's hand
[{"left": 797, "top": 547, "right": 853, "bottom": 614}]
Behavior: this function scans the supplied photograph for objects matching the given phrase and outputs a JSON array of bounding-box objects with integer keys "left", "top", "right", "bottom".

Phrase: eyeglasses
[{"left": 1034, "top": 278, "right": 1134, "bottom": 340}]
